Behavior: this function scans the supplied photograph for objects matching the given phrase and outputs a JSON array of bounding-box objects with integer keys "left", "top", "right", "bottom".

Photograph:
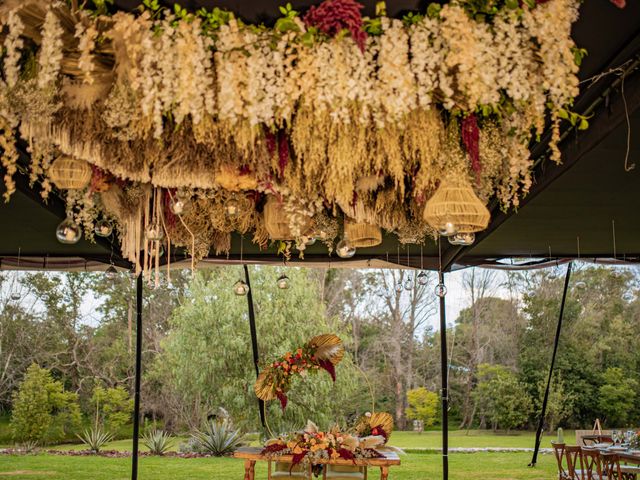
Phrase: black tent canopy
[{"left": 0, "top": 0, "right": 639, "bottom": 271}]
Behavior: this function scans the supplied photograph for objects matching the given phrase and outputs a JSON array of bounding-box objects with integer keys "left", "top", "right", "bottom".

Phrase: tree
[
  {"left": 159, "top": 266, "right": 364, "bottom": 432},
  {"left": 91, "top": 385, "right": 134, "bottom": 435},
  {"left": 406, "top": 387, "right": 439, "bottom": 429},
  {"left": 10, "top": 364, "right": 81, "bottom": 444},
  {"left": 535, "top": 373, "right": 575, "bottom": 432},
  {"left": 598, "top": 367, "right": 638, "bottom": 427},
  {"left": 473, "top": 364, "right": 532, "bottom": 432}
]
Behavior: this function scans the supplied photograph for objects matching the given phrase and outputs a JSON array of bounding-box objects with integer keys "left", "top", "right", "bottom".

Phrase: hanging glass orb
[
  {"left": 10, "top": 291, "right": 21, "bottom": 301},
  {"left": 233, "top": 279, "right": 250, "bottom": 296},
  {"left": 404, "top": 278, "right": 414, "bottom": 291},
  {"left": 56, "top": 218, "right": 82, "bottom": 244},
  {"left": 94, "top": 219, "right": 113, "bottom": 238},
  {"left": 276, "top": 274, "right": 290, "bottom": 290},
  {"left": 574, "top": 281, "right": 586, "bottom": 290},
  {"left": 336, "top": 239, "right": 356, "bottom": 259},
  {"left": 448, "top": 232, "right": 475, "bottom": 246},
  {"left": 225, "top": 196, "right": 240, "bottom": 218},
  {"left": 145, "top": 224, "right": 164, "bottom": 242},
  {"left": 434, "top": 283, "right": 447, "bottom": 298},
  {"left": 305, "top": 236, "right": 317, "bottom": 247},
  {"left": 105, "top": 265, "right": 118, "bottom": 279},
  {"left": 395, "top": 282, "right": 403, "bottom": 293},
  {"left": 417, "top": 272, "right": 429, "bottom": 286},
  {"left": 147, "top": 242, "right": 165, "bottom": 257},
  {"left": 169, "top": 198, "right": 188, "bottom": 215},
  {"left": 437, "top": 221, "right": 458, "bottom": 237}
]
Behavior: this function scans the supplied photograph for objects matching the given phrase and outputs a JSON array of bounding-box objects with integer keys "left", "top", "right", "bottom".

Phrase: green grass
[
  {"left": 390, "top": 430, "right": 564, "bottom": 449},
  {"left": 0, "top": 452, "right": 556, "bottom": 480}
]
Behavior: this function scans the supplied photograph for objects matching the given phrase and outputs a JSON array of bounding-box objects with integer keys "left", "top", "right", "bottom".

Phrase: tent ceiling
[{"left": 0, "top": 0, "right": 638, "bottom": 271}]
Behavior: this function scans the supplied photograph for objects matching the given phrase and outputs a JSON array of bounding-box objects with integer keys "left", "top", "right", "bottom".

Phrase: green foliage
[
  {"left": 193, "top": 419, "right": 244, "bottom": 456},
  {"left": 159, "top": 267, "right": 363, "bottom": 431},
  {"left": 10, "top": 364, "right": 81, "bottom": 445},
  {"left": 406, "top": 388, "right": 439, "bottom": 428},
  {"left": 535, "top": 373, "right": 574, "bottom": 432},
  {"left": 91, "top": 385, "right": 133, "bottom": 435},
  {"left": 77, "top": 426, "right": 114, "bottom": 453},
  {"left": 598, "top": 367, "right": 638, "bottom": 427},
  {"left": 473, "top": 364, "right": 532, "bottom": 431},
  {"left": 142, "top": 429, "right": 174, "bottom": 456}
]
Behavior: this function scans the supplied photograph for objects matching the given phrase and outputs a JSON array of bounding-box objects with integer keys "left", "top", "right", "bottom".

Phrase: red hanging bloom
[
  {"left": 276, "top": 391, "right": 288, "bottom": 411},
  {"left": 461, "top": 114, "right": 481, "bottom": 183},
  {"left": 318, "top": 359, "right": 337, "bottom": 382},
  {"left": 303, "top": 0, "right": 367, "bottom": 52},
  {"left": 609, "top": 0, "right": 625, "bottom": 8},
  {"left": 277, "top": 130, "right": 289, "bottom": 180}
]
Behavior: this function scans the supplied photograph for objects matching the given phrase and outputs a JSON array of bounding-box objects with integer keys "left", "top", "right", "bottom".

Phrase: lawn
[{"left": 0, "top": 452, "right": 556, "bottom": 480}]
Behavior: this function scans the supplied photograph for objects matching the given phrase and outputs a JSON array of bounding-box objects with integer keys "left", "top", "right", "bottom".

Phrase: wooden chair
[
  {"left": 566, "top": 445, "right": 585, "bottom": 480},
  {"left": 615, "top": 453, "right": 640, "bottom": 480},
  {"left": 601, "top": 452, "right": 623, "bottom": 480},
  {"left": 268, "top": 461, "right": 312, "bottom": 479},
  {"left": 582, "top": 447, "right": 604, "bottom": 480},
  {"left": 323, "top": 465, "right": 367, "bottom": 480},
  {"left": 553, "top": 443, "right": 571, "bottom": 480}
]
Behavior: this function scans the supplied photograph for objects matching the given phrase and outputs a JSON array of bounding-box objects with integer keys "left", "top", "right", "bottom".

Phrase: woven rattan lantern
[
  {"left": 344, "top": 218, "right": 382, "bottom": 248},
  {"left": 49, "top": 156, "right": 92, "bottom": 190},
  {"left": 423, "top": 177, "right": 490, "bottom": 235},
  {"left": 263, "top": 196, "right": 313, "bottom": 240}
]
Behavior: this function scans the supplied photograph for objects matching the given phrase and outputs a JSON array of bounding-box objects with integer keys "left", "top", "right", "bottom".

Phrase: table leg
[
  {"left": 244, "top": 460, "right": 256, "bottom": 480},
  {"left": 380, "top": 466, "right": 389, "bottom": 480}
]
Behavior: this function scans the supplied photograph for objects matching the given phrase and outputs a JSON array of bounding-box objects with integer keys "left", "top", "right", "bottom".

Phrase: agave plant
[
  {"left": 77, "top": 426, "right": 114, "bottom": 453},
  {"left": 17, "top": 440, "right": 39, "bottom": 453},
  {"left": 142, "top": 429, "right": 174, "bottom": 456},
  {"left": 192, "top": 419, "right": 244, "bottom": 456}
]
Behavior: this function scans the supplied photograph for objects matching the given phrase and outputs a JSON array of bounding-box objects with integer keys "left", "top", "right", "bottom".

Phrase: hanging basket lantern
[
  {"left": 423, "top": 177, "right": 490, "bottom": 234},
  {"left": 344, "top": 218, "right": 382, "bottom": 248},
  {"left": 48, "top": 156, "right": 92, "bottom": 190},
  {"left": 263, "top": 196, "right": 313, "bottom": 241}
]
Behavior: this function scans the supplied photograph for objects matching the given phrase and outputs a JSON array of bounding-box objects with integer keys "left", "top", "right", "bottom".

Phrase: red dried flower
[
  {"left": 461, "top": 114, "right": 481, "bottom": 184},
  {"left": 609, "top": 0, "right": 626, "bottom": 8},
  {"left": 303, "top": 0, "right": 367, "bottom": 52}
]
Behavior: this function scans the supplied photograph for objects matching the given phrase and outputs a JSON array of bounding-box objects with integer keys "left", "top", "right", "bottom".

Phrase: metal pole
[
  {"left": 438, "top": 270, "right": 449, "bottom": 480},
  {"left": 244, "top": 265, "right": 266, "bottom": 428},
  {"left": 131, "top": 273, "right": 143, "bottom": 480},
  {"left": 529, "top": 261, "right": 573, "bottom": 467}
]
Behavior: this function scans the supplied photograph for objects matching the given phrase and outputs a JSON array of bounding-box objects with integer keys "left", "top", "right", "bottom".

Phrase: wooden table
[{"left": 234, "top": 447, "right": 401, "bottom": 480}]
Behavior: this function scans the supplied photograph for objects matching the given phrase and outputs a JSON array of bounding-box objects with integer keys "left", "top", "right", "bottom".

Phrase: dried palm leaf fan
[
  {"left": 48, "top": 155, "right": 92, "bottom": 190},
  {"left": 423, "top": 177, "right": 490, "bottom": 235},
  {"left": 254, "top": 370, "right": 277, "bottom": 401},
  {"left": 307, "top": 334, "right": 345, "bottom": 365},
  {"left": 343, "top": 218, "right": 382, "bottom": 248},
  {"left": 356, "top": 412, "right": 394, "bottom": 443}
]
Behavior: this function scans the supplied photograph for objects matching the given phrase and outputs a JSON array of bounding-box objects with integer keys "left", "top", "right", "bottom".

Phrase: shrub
[
  {"left": 192, "top": 419, "right": 244, "bottom": 456},
  {"left": 77, "top": 426, "right": 114, "bottom": 453},
  {"left": 91, "top": 385, "right": 134, "bottom": 435},
  {"left": 10, "top": 364, "right": 81, "bottom": 445},
  {"left": 142, "top": 429, "right": 173, "bottom": 455},
  {"left": 406, "top": 387, "right": 439, "bottom": 429}
]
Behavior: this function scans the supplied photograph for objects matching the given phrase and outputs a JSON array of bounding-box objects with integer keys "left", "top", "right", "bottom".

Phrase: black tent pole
[
  {"left": 243, "top": 265, "right": 266, "bottom": 428},
  {"left": 131, "top": 273, "right": 143, "bottom": 480},
  {"left": 438, "top": 270, "right": 449, "bottom": 480},
  {"left": 529, "top": 261, "right": 573, "bottom": 467}
]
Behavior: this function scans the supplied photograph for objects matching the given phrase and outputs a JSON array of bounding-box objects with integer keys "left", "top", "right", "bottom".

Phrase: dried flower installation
[{"left": 0, "top": 0, "right": 592, "bottom": 272}]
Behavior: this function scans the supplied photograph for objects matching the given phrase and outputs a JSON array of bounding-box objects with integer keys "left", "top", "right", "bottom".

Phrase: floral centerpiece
[
  {"left": 261, "top": 420, "right": 385, "bottom": 472},
  {"left": 254, "top": 334, "right": 344, "bottom": 410}
]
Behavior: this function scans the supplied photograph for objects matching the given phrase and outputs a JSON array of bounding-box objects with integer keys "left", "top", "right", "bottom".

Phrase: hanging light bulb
[
  {"left": 304, "top": 236, "right": 317, "bottom": 247},
  {"left": 94, "top": 219, "right": 113, "bottom": 238},
  {"left": 169, "top": 198, "right": 188, "bottom": 215},
  {"left": 574, "top": 281, "right": 586, "bottom": 290},
  {"left": 437, "top": 221, "right": 458, "bottom": 237},
  {"left": 56, "top": 217, "right": 82, "bottom": 244},
  {"left": 147, "top": 242, "right": 165, "bottom": 257},
  {"left": 276, "top": 274, "right": 290, "bottom": 290},
  {"left": 434, "top": 283, "right": 447, "bottom": 298},
  {"left": 448, "top": 232, "right": 475, "bottom": 246},
  {"left": 145, "top": 224, "right": 164, "bottom": 242},
  {"left": 336, "top": 238, "right": 356, "bottom": 259},
  {"left": 417, "top": 272, "right": 429, "bottom": 286},
  {"left": 10, "top": 291, "right": 21, "bottom": 301},
  {"left": 404, "top": 277, "right": 414, "bottom": 291},
  {"left": 105, "top": 265, "right": 118, "bottom": 279},
  {"left": 225, "top": 195, "right": 241, "bottom": 218},
  {"left": 395, "top": 282, "right": 403, "bottom": 293},
  {"left": 233, "top": 279, "right": 250, "bottom": 296}
]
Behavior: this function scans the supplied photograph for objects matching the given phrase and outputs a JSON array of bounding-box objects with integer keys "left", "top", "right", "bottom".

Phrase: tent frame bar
[
  {"left": 438, "top": 271, "right": 449, "bottom": 480},
  {"left": 131, "top": 273, "right": 143, "bottom": 480}
]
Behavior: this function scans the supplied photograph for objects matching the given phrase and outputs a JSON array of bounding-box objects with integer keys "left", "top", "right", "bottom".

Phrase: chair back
[
  {"left": 553, "top": 443, "right": 571, "bottom": 480},
  {"left": 581, "top": 447, "right": 604, "bottom": 480},
  {"left": 566, "top": 445, "right": 584, "bottom": 480},
  {"left": 600, "top": 453, "right": 622, "bottom": 480}
]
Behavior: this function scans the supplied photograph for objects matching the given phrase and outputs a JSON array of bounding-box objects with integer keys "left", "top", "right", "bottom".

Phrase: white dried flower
[
  {"left": 3, "top": 9, "right": 24, "bottom": 89},
  {"left": 37, "top": 9, "right": 64, "bottom": 89}
]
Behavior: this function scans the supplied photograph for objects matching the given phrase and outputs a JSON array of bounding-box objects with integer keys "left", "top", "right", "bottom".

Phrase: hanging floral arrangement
[
  {"left": 0, "top": 0, "right": 595, "bottom": 274},
  {"left": 254, "top": 334, "right": 344, "bottom": 410}
]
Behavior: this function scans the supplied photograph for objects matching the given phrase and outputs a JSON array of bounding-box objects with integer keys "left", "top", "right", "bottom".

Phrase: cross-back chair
[{"left": 582, "top": 447, "right": 604, "bottom": 480}]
